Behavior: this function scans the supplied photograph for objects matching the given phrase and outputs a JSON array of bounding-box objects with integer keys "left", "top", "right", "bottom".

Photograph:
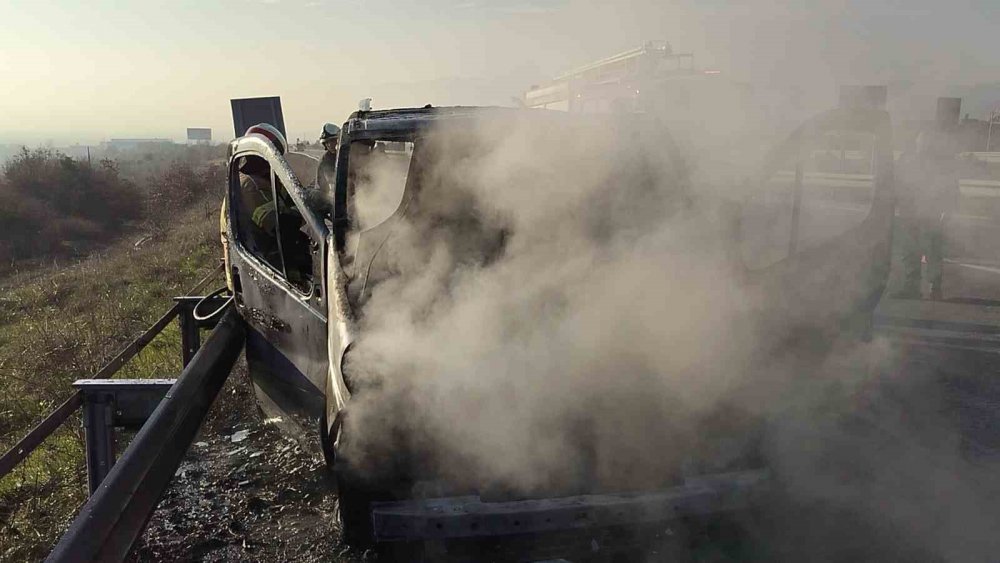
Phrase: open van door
[
  {"left": 740, "top": 107, "right": 895, "bottom": 345},
  {"left": 225, "top": 135, "right": 330, "bottom": 432}
]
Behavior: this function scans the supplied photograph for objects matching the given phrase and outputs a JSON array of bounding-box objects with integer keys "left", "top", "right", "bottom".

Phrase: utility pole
[
  {"left": 987, "top": 108, "right": 998, "bottom": 152},
  {"left": 87, "top": 146, "right": 92, "bottom": 166}
]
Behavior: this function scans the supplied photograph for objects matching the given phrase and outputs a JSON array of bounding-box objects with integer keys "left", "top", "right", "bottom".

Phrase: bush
[
  {"left": 0, "top": 148, "right": 143, "bottom": 264},
  {"left": 146, "top": 161, "right": 225, "bottom": 229}
]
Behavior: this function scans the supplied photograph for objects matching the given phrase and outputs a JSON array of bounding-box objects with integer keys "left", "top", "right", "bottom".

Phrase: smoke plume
[{"left": 340, "top": 111, "right": 1000, "bottom": 559}]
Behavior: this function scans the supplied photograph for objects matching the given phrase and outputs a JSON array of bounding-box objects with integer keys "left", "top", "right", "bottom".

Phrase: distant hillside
[{"left": 0, "top": 146, "right": 223, "bottom": 274}]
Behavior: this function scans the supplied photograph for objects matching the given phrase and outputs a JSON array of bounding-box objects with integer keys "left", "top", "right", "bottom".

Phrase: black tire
[
  {"left": 336, "top": 472, "right": 378, "bottom": 548},
  {"left": 328, "top": 412, "right": 378, "bottom": 548}
]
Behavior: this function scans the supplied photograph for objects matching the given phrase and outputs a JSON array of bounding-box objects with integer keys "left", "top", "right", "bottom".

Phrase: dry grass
[{"left": 0, "top": 201, "right": 223, "bottom": 561}]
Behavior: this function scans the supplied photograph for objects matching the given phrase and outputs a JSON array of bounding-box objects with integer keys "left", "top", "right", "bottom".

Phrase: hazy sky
[{"left": 2, "top": 0, "right": 998, "bottom": 144}]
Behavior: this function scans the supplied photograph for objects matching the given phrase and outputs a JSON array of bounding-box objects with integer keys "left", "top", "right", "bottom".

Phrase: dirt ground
[{"left": 131, "top": 360, "right": 369, "bottom": 563}]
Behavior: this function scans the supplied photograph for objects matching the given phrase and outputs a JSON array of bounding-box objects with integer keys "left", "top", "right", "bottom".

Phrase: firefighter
[
  {"left": 222, "top": 124, "right": 287, "bottom": 286},
  {"left": 894, "top": 130, "right": 959, "bottom": 300},
  {"left": 240, "top": 123, "right": 288, "bottom": 237},
  {"left": 228, "top": 123, "right": 292, "bottom": 274},
  {"left": 241, "top": 124, "right": 319, "bottom": 287},
  {"left": 316, "top": 122, "right": 340, "bottom": 193}
]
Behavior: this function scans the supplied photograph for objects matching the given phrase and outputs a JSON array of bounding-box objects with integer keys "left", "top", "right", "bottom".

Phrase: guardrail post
[
  {"left": 82, "top": 393, "right": 116, "bottom": 495},
  {"left": 75, "top": 379, "right": 177, "bottom": 495},
  {"left": 176, "top": 300, "right": 200, "bottom": 367}
]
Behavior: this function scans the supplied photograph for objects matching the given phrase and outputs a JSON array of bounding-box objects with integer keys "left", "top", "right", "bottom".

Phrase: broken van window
[
  {"left": 740, "top": 130, "right": 877, "bottom": 269},
  {"left": 796, "top": 131, "right": 876, "bottom": 252},
  {"left": 347, "top": 140, "right": 414, "bottom": 232}
]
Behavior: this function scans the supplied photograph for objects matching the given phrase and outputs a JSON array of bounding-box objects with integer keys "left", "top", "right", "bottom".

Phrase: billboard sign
[
  {"left": 186, "top": 128, "right": 212, "bottom": 142},
  {"left": 230, "top": 96, "right": 286, "bottom": 138}
]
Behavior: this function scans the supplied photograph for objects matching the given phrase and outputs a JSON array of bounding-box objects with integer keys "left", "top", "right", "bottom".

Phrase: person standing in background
[
  {"left": 317, "top": 123, "right": 341, "bottom": 193},
  {"left": 894, "top": 130, "right": 960, "bottom": 300}
]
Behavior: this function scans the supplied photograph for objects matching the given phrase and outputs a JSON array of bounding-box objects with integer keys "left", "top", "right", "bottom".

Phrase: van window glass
[
  {"left": 740, "top": 131, "right": 877, "bottom": 269},
  {"left": 347, "top": 140, "right": 414, "bottom": 232},
  {"left": 797, "top": 131, "right": 876, "bottom": 252}
]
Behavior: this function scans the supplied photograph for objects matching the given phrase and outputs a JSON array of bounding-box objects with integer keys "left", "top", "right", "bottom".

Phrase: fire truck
[{"left": 523, "top": 40, "right": 738, "bottom": 120}]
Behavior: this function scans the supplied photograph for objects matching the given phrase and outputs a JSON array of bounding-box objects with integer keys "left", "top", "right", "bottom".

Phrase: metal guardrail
[
  {"left": 809, "top": 150, "right": 1000, "bottom": 163},
  {"left": 0, "top": 266, "right": 223, "bottom": 482},
  {"left": 770, "top": 170, "right": 1000, "bottom": 196},
  {"left": 92, "top": 265, "right": 221, "bottom": 378},
  {"left": 47, "top": 307, "right": 245, "bottom": 563},
  {"left": 0, "top": 260, "right": 241, "bottom": 562},
  {"left": 874, "top": 297, "right": 1000, "bottom": 353},
  {"left": 0, "top": 263, "right": 237, "bottom": 561}
]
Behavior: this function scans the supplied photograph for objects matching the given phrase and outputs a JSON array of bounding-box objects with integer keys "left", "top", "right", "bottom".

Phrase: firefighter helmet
[{"left": 320, "top": 122, "right": 341, "bottom": 142}]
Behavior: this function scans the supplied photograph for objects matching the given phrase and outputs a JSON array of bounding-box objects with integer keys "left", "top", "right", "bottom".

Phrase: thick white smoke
[
  {"left": 339, "top": 111, "right": 1000, "bottom": 559},
  {"left": 343, "top": 114, "right": 756, "bottom": 493}
]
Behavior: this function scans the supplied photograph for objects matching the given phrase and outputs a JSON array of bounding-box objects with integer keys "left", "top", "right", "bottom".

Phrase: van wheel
[
  {"left": 336, "top": 473, "right": 377, "bottom": 548},
  {"left": 328, "top": 414, "right": 378, "bottom": 548}
]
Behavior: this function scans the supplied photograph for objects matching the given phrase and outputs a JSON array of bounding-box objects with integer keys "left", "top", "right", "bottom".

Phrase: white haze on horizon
[{"left": 2, "top": 0, "right": 1000, "bottom": 145}]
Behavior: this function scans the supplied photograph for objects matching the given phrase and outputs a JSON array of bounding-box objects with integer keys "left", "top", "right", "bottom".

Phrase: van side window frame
[{"left": 229, "top": 143, "right": 328, "bottom": 308}]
